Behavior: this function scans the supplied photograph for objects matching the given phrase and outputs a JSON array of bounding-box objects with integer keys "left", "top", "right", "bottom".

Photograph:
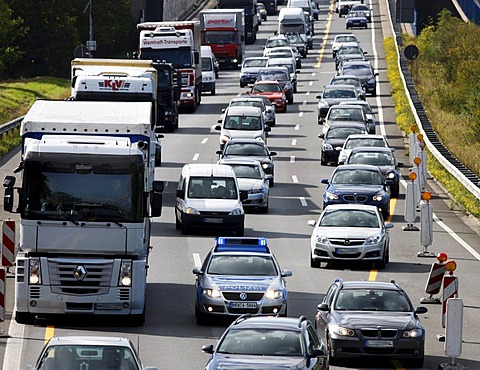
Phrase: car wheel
[
  {"left": 310, "top": 256, "right": 321, "bottom": 268},
  {"left": 409, "top": 357, "right": 425, "bottom": 368},
  {"left": 377, "top": 247, "right": 388, "bottom": 269},
  {"left": 181, "top": 217, "right": 189, "bottom": 235},
  {"left": 195, "top": 303, "right": 208, "bottom": 325},
  {"left": 130, "top": 310, "right": 146, "bottom": 326},
  {"left": 321, "top": 156, "right": 327, "bottom": 166},
  {"left": 390, "top": 183, "right": 400, "bottom": 198},
  {"left": 371, "top": 90, "right": 377, "bottom": 97},
  {"left": 365, "top": 25, "right": 368, "bottom": 29},
  {"left": 259, "top": 202, "right": 269, "bottom": 214},
  {"left": 283, "top": 104, "right": 287, "bottom": 113},
  {"left": 155, "top": 150, "right": 161, "bottom": 167},
  {"left": 211, "top": 87, "right": 216, "bottom": 95},
  {"left": 288, "top": 96, "right": 293, "bottom": 105},
  {"left": 281, "top": 304, "right": 288, "bottom": 317},
  {"left": 293, "top": 84, "right": 297, "bottom": 93},
  {"left": 240, "top": 82, "right": 245, "bottom": 88},
  {"left": 346, "top": 25, "right": 349, "bottom": 29}
]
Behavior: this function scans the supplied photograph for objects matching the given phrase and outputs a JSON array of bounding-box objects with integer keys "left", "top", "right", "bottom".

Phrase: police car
[{"left": 193, "top": 237, "right": 292, "bottom": 324}]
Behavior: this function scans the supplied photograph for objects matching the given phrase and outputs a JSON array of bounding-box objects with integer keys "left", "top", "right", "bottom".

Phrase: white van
[
  {"left": 287, "top": 0, "right": 316, "bottom": 20},
  {"left": 277, "top": 7, "right": 312, "bottom": 49},
  {"left": 201, "top": 45, "right": 216, "bottom": 95},
  {"left": 175, "top": 164, "right": 246, "bottom": 235}
]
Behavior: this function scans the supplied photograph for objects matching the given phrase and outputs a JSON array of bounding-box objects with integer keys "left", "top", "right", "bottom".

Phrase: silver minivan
[{"left": 175, "top": 164, "right": 247, "bottom": 236}]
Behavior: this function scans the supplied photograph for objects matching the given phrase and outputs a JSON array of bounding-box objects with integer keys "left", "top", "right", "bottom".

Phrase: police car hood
[
  {"left": 210, "top": 354, "right": 306, "bottom": 369},
  {"left": 208, "top": 275, "right": 279, "bottom": 291},
  {"left": 187, "top": 198, "right": 241, "bottom": 212},
  {"left": 237, "top": 178, "right": 264, "bottom": 191},
  {"left": 334, "top": 311, "right": 417, "bottom": 330}
]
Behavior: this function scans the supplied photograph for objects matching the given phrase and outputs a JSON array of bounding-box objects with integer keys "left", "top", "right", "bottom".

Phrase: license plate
[
  {"left": 230, "top": 302, "right": 257, "bottom": 309},
  {"left": 335, "top": 247, "right": 357, "bottom": 254},
  {"left": 365, "top": 340, "right": 393, "bottom": 348},
  {"left": 203, "top": 218, "right": 223, "bottom": 224}
]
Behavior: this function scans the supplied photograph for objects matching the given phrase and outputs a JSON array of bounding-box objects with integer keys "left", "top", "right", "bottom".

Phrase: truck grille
[{"left": 48, "top": 259, "right": 113, "bottom": 295}]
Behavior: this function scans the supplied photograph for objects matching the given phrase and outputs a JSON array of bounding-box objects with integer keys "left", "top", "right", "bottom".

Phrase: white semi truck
[{"left": 3, "top": 100, "right": 164, "bottom": 325}]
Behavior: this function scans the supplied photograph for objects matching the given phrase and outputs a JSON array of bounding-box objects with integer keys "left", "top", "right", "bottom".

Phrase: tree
[{"left": 0, "top": 2, "right": 26, "bottom": 80}]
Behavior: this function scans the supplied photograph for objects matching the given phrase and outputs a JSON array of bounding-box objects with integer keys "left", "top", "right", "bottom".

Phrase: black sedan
[
  {"left": 316, "top": 279, "right": 427, "bottom": 368},
  {"left": 203, "top": 315, "right": 328, "bottom": 369},
  {"left": 345, "top": 146, "right": 404, "bottom": 197},
  {"left": 319, "top": 122, "right": 368, "bottom": 166},
  {"left": 339, "top": 60, "right": 378, "bottom": 96}
]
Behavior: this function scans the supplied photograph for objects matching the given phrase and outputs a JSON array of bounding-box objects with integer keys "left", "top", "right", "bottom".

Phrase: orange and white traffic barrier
[
  {"left": 0, "top": 267, "right": 5, "bottom": 322},
  {"left": 2, "top": 220, "right": 15, "bottom": 268},
  {"left": 442, "top": 260, "right": 459, "bottom": 328},
  {"left": 421, "top": 252, "right": 447, "bottom": 304}
]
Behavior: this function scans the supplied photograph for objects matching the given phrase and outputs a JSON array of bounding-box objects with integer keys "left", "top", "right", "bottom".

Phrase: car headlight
[
  {"left": 322, "top": 143, "right": 333, "bottom": 151},
  {"left": 372, "top": 194, "right": 385, "bottom": 202},
  {"left": 249, "top": 188, "right": 266, "bottom": 194},
  {"left": 386, "top": 172, "right": 395, "bottom": 179},
  {"left": 119, "top": 260, "right": 132, "bottom": 287},
  {"left": 325, "top": 191, "right": 338, "bottom": 200},
  {"left": 315, "top": 234, "right": 329, "bottom": 244},
  {"left": 185, "top": 92, "right": 194, "bottom": 98},
  {"left": 229, "top": 208, "right": 244, "bottom": 216},
  {"left": 203, "top": 288, "right": 222, "bottom": 298},
  {"left": 332, "top": 325, "right": 356, "bottom": 337},
  {"left": 265, "top": 289, "right": 283, "bottom": 299},
  {"left": 367, "top": 77, "right": 376, "bottom": 84},
  {"left": 365, "top": 234, "right": 382, "bottom": 244},
  {"left": 403, "top": 328, "right": 423, "bottom": 338},
  {"left": 29, "top": 259, "right": 42, "bottom": 285},
  {"left": 186, "top": 207, "right": 200, "bottom": 214}
]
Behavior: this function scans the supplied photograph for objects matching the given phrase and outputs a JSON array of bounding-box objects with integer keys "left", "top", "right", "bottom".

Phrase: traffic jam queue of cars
[{"left": 27, "top": 2, "right": 430, "bottom": 370}]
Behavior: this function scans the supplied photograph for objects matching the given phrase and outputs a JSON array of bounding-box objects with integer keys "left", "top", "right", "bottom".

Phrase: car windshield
[
  {"left": 326, "top": 126, "right": 365, "bottom": 139},
  {"left": 328, "top": 107, "right": 364, "bottom": 121},
  {"left": 342, "top": 64, "right": 372, "bottom": 76},
  {"left": 266, "top": 39, "right": 290, "bottom": 48},
  {"left": 231, "top": 101, "right": 264, "bottom": 110},
  {"left": 348, "top": 152, "right": 395, "bottom": 166},
  {"left": 286, "top": 34, "right": 304, "bottom": 44},
  {"left": 252, "top": 83, "right": 282, "bottom": 93},
  {"left": 224, "top": 143, "right": 269, "bottom": 156},
  {"left": 338, "top": 46, "right": 363, "bottom": 55},
  {"left": 188, "top": 177, "right": 238, "bottom": 199},
  {"left": 331, "top": 169, "right": 384, "bottom": 185},
  {"left": 334, "top": 289, "right": 412, "bottom": 312},
  {"left": 208, "top": 255, "right": 277, "bottom": 276},
  {"left": 319, "top": 209, "right": 379, "bottom": 228},
  {"left": 258, "top": 71, "right": 289, "bottom": 81},
  {"left": 218, "top": 329, "right": 303, "bottom": 356},
  {"left": 345, "top": 138, "right": 386, "bottom": 149},
  {"left": 335, "top": 35, "right": 357, "bottom": 43},
  {"left": 224, "top": 115, "right": 262, "bottom": 130},
  {"left": 332, "top": 78, "right": 361, "bottom": 87},
  {"left": 353, "top": 5, "right": 369, "bottom": 11},
  {"left": 229, "top": 164, "right": 263, "bottom": 179},
  {"left": 243, "top": 59, "right": 268, "bottom": 68},
  {"left": 323, "top": 88, "right": 356, "bottom": 99},
  {"left": 203, "top": 30, "right": 236, "bottom": 44},
  {"left": 267, "top": 52, "right": 291, "bottom": 59},
  {"left": 37, "top": 345, "right": 139, "bottom": 370}
]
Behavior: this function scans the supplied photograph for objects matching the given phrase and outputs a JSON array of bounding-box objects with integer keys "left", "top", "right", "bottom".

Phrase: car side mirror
[
  {"left": 307, "top": 220, "right": 316, "bottom": 227},
  {"left": 281, "top": 269, "right": 293, "bottom": 277},
  {"left": 315, "top": 95, "right": 322, "bottom": 99},
  {"left": 192, "top": 266, "right": 203, "bottom": 275},
  {"left": 317, "top": 303, "right": 329, "bottom": 311},
  {"left": 215, "top": 125, "right": 222, "bottom": 131},
  {"left": 176, "top": 189, "right": 185, "bottom": 199},
  {"left": 318, "top": 133, "right": 324, "bottom": 139},
  {"left": 385, "top": 223, "right": 394, "bottom": 229},
  {"left": 310, "top": 347, "right": 326, "bottom": 358},
  {"left": 321, "top": 178, "right": 329, "bottom": 184},
  {"left": 216, "top": 150, "right": 223, "bottom": 155},
  {"left": 202, "top": 344, "right": 214, "bottom": 354},
  {"left": 221, "top": 108, "right": 226, "bottom": 113},
  {"left": 415, "top": 306, "right": 428, "bottom": 314},
  {"left": 269, "top": 151, "right": 277, "bottom": 156}
]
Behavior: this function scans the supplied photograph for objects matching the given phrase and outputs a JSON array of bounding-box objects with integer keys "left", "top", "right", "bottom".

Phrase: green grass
[{"left": 383, "top": 37, "right": 480, "bottom": 219}]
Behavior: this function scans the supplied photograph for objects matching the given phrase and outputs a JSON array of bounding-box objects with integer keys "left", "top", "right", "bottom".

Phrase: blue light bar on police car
[{"left": 215, "top": 237, "right": 269, "bottom": 253}]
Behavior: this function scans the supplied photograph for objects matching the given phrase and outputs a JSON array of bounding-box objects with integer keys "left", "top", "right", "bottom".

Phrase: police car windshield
[{"left": 208, "top": 255, "right": 277, "bottom": 276}]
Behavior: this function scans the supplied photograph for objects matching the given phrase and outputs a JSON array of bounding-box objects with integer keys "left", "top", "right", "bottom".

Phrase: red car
[{"left": 249, "top": 81, "right": 287, "bottom": 113}]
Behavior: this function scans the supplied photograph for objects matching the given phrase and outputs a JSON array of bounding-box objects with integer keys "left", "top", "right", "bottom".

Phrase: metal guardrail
[
  {"left": 387, "top": 0, "right": 480, "bottom": 202},
  {"left": 0, "top": 117, "right": 22, "bottom": 136}
]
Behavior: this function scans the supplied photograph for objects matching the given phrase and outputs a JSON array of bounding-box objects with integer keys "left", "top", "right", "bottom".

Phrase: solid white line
[
  {"left": 295, "top": 124, "right": 300, "bottom": 130},
  {"left": 291, "top": 139, "right": 297, "bottom": 146},
  {"left": 292, "top": 175, "right": 298, "bottom": 183},
  {"left": 201, "top": 138, "right": 208, "bottom": 144},
  {"left": 192, "top": 153, "right": 199, "bottom": 161},
  {"left": 309, "top": 81, "right": 313, "bottom": 86},
  {"left": 2, "top": 304, "right": 25, "bottom": 370},
  {"left": 290, "top": 156, "right": 295, "bottom": 163},
  {"left": 299, "top": 112, "right": 304, "bottom": 117},
  {"left": 300, "top": 197, "right": 308, "bottom": 206},
  {"left": 306, "top": 91, "right": 310, "bottom": 96},
  {"left": 193, "top": 253, "right": 202, "bottom": 267}
]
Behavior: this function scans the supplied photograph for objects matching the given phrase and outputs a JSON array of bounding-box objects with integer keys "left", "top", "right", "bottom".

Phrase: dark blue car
[
  {"left": 345, "top": 10, "right": 369, "bottom": 29},
  {"left": 321, "top": 164, "right": 392, "bottom": 218}
]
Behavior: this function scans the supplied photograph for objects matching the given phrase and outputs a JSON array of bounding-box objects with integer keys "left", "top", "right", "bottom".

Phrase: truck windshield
[
  {"left": 279, "top": 24, "right": 305, "bottom": 35},
  {"left": 21, "top": 154, "right": 144, "bottom": 223},
  {"left": 203, "top": 31, "right": 236, "bottom": 44},
  {"left": 141, "top": 48, "right": 192, "bottom": 68}
]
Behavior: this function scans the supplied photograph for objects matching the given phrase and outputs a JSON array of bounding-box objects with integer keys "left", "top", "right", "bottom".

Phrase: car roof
[
  {"left": 254, "top": 80, "right": 281, "bottom": 86},
  {"left": 346, "top": 134, "right": 386, "bottom": 140},
  {"left": 268, "top": 58, "right": 295, "bottom": 64},
  {"left": 339, "top": 100, "right": 371, "bottom": 106},
  {"left": 47, "top": 336, "right": 131, "bottom": 346},
  {"left": 259, "top": 66, "right": 290, "bottom": 73},
  {"left": 230, "top": 315, "right": 306, "bottom": 331},
  {"left": 324, "top": 84, "right": 357, "bottom": 90},
  {"left": 183, "top": 163, "right": 236, "bottom": 177},
  {"left": 323, "top": 204, "right": 380, "bottom": 212},
  {"left": 226, "top": 106, "right": 262, "bottom": 115},
  {"left": 335, "top": 164, "right": 382, "bottom": 171},
  {"left": 340, "top": 280, "right": 401, "bottom": 290},
  {"left": 330, "top": 104, "right": 364, "bottom": 110},
  {"left": 350, "top": 146, "right": 393, "bottom": 154},
  {"left": 219, "top": 158, "right": 263, "bottom": 166},
  {"left": 343, "top": 60, "right": 372, "bottom": 67}
]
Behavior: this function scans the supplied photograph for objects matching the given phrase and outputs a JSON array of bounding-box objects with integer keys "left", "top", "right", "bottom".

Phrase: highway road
[{"left": 1, "top": 0, "right": 480, "bottom": 368}]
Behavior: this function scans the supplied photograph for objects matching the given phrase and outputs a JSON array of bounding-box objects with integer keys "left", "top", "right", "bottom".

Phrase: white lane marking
[
  {"left": 2, "top": 303, "right": 26, "bottom": 370},
  {"left": 201, "top": 138, "right": 208, "bottom": 144},
  {"left": 311, "top": 72, "right": 316, "bottom": 76},
  {"left": 299, "top": 112, "right": 304, "bottom": 117},
  {"left": 192, "top": 153, "right": 199, "bottom": 161},
  {"left": 290, "top": 156, "right": 295, "bottom": 163},
  {"left": 292, "top": 175, "right": 298, "bottom": 183},
  {"left": 300, "top": 197, "right": 308, "bottom": 206},
  {"left": 193, "top": 253, "right": 202, "bottom": 267},
  {"left": 291, "top": 139, "right": 297, "bottom": 146},
  {"left": 309, "top": 81, "right": 313, "bottom": 86},
  {"left": 295, "top": 124, "right": 300, "bottom": 130},
  {"left": 306, "top": 91, "right": 310, "bottom": 96}
]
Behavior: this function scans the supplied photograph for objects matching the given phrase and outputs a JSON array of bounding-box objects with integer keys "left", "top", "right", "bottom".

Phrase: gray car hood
[
  {"left": 334, "top": 311, "right": 418, "bottom": 330},
  {"left": 210, "top": 354, "right": 306, "bottom": 369}
]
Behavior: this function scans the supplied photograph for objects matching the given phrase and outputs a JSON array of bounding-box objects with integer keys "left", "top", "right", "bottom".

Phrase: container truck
[
  {"left": 199, "top": 9, "right": 245, "bottom": 69},
  {"left": 3, "top": 100, "right": 164, "bottom": 325},
  {"left": 71, "top": 58, "right": 181, "bottom": 132},
  {"left": 137, "top": 21, "right": 201, "bottom": 112},
  {"left": 217, "top": 0, "right": 258, "bottom": 44}
]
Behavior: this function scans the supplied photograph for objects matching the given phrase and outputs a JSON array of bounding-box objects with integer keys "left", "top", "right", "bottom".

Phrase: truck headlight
[
  {"left": 265, "top": 289, "right": 283, "bottom": 299},
  {"left": 119, "top": 261, "right": 132, "bottom": 287},
  {"left": 203, "top": 288, "right": 221, "bottom": 298},
  {"left": 185, "top": 92, "right": 194, "bottom": 98},
  {"left": 186, "top": 207, "right": 200, "bottom": 214},
  {"left": 229, "top": 208, "right": 244, "bottom": 216},
  {"left": 29, "top": 259, "right": 42, "bottom": 285}
]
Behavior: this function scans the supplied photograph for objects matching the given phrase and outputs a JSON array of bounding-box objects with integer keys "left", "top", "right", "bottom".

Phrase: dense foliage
[{"left": 1, "top": 0, "right": 136, "bottom": 79}]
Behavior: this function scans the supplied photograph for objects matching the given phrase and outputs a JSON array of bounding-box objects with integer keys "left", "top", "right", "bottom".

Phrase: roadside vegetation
[{"left": 383, "top": 10, "right": 480, "bottom": 219}]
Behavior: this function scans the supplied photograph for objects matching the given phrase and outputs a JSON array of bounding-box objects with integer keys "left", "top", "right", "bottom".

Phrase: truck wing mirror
[
  {"left": 3, "top": 187, "right": 14, "bottom": 213},
  {"left": 194, "top": 51, "right": 200, "bottom": 65},
  {"left": 150, "top": 191, "right": 162, "bottom": 217},
  {"left": 153, "top": 180, "right": 164, "bottom": 193}
]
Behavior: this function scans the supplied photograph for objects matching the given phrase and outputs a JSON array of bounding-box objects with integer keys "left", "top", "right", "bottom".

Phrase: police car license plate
[
  {"left": 203, "top": 218, "right": 223, "bottom": 223},
  {"left": 230, "top": 302, "right": 257, "bottom": 309},
  {"left": 365, "top": 340, "right": 393, "bottom": 348}
]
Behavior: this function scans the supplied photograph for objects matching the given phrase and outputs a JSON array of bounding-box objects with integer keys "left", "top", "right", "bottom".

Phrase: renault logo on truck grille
[{"left": 73, "top": 265, "right": 88, "bottom": 281}]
